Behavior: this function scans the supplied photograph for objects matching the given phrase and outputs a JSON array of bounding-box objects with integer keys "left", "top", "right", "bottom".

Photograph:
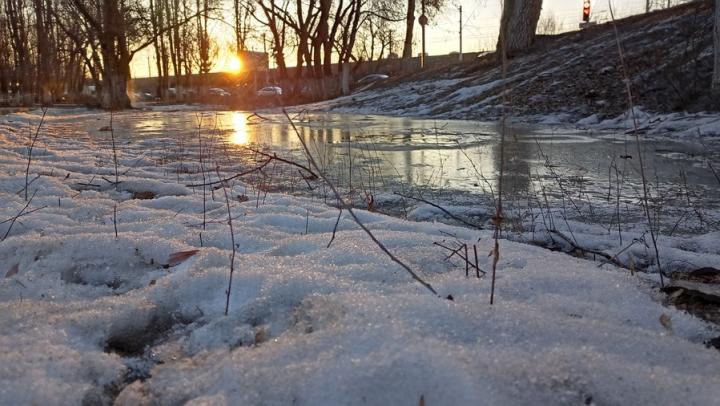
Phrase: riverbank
[{"left": 300, "top": 1, "right": 718, "bottom": 130}]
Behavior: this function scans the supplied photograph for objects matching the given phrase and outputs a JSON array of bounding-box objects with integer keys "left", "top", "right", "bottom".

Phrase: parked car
[
  {"left": 357, "top": 74, "right": 389, "bottom": 85},
  {"left": 208, "top": 88, "right": 231, "bottom": 97},
  {"left": 256, "top": 86, "right": 282, "bottom": 96},
  {"left": 133, "top": 91, "right": 155, "bottom": 101}
]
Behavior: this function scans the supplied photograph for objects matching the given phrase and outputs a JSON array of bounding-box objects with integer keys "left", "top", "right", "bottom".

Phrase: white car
[
  {"left": 357, "top": 74, "right": 389, "bottom": 84},
  {"left": 256, "top": 86, "right": 282, "bottom": 96},
  {"left": 208, "top": 88, "right": 231, "bottom": 97}
]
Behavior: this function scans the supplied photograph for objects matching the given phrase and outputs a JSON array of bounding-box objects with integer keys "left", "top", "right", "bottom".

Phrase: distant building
[{"left": 239, "top": 51, "right": 269, "bottom": 72}]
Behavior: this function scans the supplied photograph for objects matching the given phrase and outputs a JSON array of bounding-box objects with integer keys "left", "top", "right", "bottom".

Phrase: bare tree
[
  {"left": 67, "top": 0, "right": 205, "bottom": 109},
  {"left": 5, "top": 0, "right": 33, "bottom": 103},
  {"left": 336, "top": 0, "right": 364, "bottom": 93},
  {"left": 33, "top": 0, "right": 55, "bottom": 104},
  {"left": 233, "top": 0, "right": 254, "bottom": 52},
  {"left": 256, "top": 0, "right": 290, "bottom": 78}
]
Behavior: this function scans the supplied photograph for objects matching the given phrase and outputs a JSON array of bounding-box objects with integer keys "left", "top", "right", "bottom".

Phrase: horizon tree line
[{"left": 1, "top": 0, "right": 636, "bottom": 110}]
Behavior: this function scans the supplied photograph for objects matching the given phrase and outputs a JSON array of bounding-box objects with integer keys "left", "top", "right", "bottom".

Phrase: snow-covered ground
[{"left": 1, "top": 108, "right": 720, "bottom": 405}]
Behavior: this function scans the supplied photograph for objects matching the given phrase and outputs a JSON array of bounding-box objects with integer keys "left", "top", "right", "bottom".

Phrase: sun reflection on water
[{"left": 229, "top": 112, "right": 250, "bottom": 145}]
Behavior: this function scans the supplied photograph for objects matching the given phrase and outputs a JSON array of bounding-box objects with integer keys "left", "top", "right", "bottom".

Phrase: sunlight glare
[
  {"left": 228, "top": 56, "right": 242, "bottom": 74},
  {"left": 230, "top": 112, "right": 250, "bottom": 145}
]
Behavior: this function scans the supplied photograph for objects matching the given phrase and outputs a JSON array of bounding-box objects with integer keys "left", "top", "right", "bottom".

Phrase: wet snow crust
[{"left": 1, "top": 108, "right": 720, "bottom": 405}]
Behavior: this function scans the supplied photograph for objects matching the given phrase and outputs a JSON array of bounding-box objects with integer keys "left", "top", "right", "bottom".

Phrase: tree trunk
[
  {"left": 314, "top": 0, "right": 329, "bottom": 78},
  {"left": 713, "top": 0, "right": 720, "bottom": 95},
  {"left": 102, "top": 67, "right": 131, "bottom": 109},
  {"left": 497, "top": 0, "right": 543, "bottom": 57},
  {"left": 100, "top": 0, "right": 132, "bottom": 109},
  {"left": 33, "top": 0, "right": 52, "bottom": 104},
  {"left": 402, "top": 0, "right": 415, "bottom": 59}
]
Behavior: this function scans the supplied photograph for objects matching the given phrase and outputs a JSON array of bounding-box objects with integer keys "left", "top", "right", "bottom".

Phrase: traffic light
[{"left": 583, "top": 0, "right": 591, "bottom": 22}]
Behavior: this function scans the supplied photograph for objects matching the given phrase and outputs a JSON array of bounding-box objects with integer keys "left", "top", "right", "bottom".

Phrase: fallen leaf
[
  {"left": 167, "top": 250, "right": 199, "bottom": 267},
  {"left": 131, "top": 191, "right": 156, "bottom": 200},
  {"left": 659, "top": 313, "right": 672, "bottom": 330},
  {"left": 254, "top": 327, "right": 267, "bottom": 345},
  {"left": 5, "top": 263, "right": 19, "bottom": 278}
]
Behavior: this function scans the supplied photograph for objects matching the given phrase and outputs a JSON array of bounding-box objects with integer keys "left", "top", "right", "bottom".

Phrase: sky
[
  {"left": 131, "top": 0, "right": 686, "bottom": 78},
  {"left": 429, "top": 0, "right": 669, "bottom": 52}
]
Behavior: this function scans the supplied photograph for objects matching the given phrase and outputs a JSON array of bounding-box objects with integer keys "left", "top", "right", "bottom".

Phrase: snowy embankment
[
  {"left": 301, "top": 77, "right": 720, "bottom": 140},
  {"left": 299, "top": 3, "right": 720, "bottom": 135},
  {"left": 1, "top": 109, "right": 720, "bottom": 405}
]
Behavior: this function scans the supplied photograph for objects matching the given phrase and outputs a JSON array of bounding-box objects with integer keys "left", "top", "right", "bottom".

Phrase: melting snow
[{"left": 0, "top": 108, "right": 719, "bottom": 405}]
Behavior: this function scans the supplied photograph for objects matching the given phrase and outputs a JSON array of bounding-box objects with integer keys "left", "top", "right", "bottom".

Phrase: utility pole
[
  {"left": 646, "top": 0, "right": 650, "bottom": 13},
  {"left": 458, "top": 5, "right": 463, "bottom": 61}
]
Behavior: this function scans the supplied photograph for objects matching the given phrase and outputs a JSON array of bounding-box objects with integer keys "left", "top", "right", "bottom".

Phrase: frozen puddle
[{"left": 1, "top": 108, "right": 719, "bottom": 405}]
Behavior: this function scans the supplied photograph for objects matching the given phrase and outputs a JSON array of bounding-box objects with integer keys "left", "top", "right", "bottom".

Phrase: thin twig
[
  {"left": 609, "top": 1, "right": 664, "bottom": 286},
  {"left": 216, "top": 165, "right": 237, "bottom": 316},
  {"left": 474, "top": 245, "right": 480, "bottom": 278},
  {"left": 548, "top": 229, "right": 627, "bottom": 270},
  {"left": 433, "top": 241, "right": 485, "bottom": 276},
  {"left": 246, "top": 147, "right": 318, "bottom": 179},
  {"left": 597, "top": 235, "right": 646, "bottom": 269},
  {"left": 197, "top": 113, "right": 207, "bottom": 231},
  {"left": 2, "top": 190, "right": 44, "bottom": 242},
  {"left": 186, "top": 158, "right": 273, "bottom": 187},
  {"left": 327, "top": 208, "right": 343, "bottom": 248},
  {"left": 491, "top": 15, "right": 510, "bottom": 305},
  {"left": 110, "top": 111, "right": 119, "bottom": 190},
  {"left": 113, "top": 203, "right": 118, "bottom": 238},
  {"left": 0, "top": 206, "right": 45, "bottom": 224},
  {"left": 24, "top": 107, "right": 47, "bottom": 201},
  {"left": 283, "top": 109, "right": 439, "bottom": 296},
  {"left": 709, "top": 161, "right": 720, "bottom": 186}
]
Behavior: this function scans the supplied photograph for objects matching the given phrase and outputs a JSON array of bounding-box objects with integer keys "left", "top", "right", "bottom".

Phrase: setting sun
[{"left": 228, "top": 56, "right": 242, "bottom": 74}]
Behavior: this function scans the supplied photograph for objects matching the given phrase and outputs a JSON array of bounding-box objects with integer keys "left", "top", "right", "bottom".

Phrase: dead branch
[
  {"left": 2, "top": 190, "right": 46, "bottom": 242},
  {"left": 327, "top": 208, "right": 344, "bottom": 248},
  {"left": 245, "top": 147, "right": 318, "bottom": 179},
  {"left": 247, "top": 112, "right": 272, "bottom": 121},
  {"left": 394, "top": 191, "right": 483, "bottom": 229},
  {"left": 433, "top": 241, "right": 485, "bottom": 277},
  {"left": 709, "top": 161, "right": 720, "bottom": 186},
  {"left": 548, "top": 229, "right": 629, "bottom": 271},
  {"left": 186, "top": 158, "right": 273, "bottom": 187}
]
